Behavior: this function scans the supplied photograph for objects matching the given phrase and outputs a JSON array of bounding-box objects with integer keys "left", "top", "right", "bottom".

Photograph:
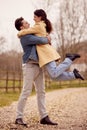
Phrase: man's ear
[{"left": 20, "top": 26, "right": 24, "bottom": 30}]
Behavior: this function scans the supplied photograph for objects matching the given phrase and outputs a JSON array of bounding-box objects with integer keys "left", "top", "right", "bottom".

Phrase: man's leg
[
  {"left": 15, "top": 63, "right": 35, "bottom": 126},
  {"left": 34, "top": 66, "right": 58, "bottom": 125},
  {"left": 34, "top": 66, "right": 47, "bottom": 119}
]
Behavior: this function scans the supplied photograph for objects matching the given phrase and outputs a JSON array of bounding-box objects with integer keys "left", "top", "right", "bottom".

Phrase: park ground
[{"left": 0, "top": 87, "right": 87, "bottom": 130}]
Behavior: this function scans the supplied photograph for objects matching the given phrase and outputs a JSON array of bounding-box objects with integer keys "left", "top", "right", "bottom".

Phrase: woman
[{"left": 17, "top": 9, "right": 84, "bottom": 80}]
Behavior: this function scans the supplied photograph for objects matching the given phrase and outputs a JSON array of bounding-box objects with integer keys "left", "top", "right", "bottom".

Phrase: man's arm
[{"left": 20, "top": 34, "right": 49, "bottom": 45}]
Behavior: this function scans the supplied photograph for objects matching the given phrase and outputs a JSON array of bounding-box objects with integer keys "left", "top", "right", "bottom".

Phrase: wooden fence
[
  {"left": 0, "top": 70, "right": 22, "bottom": 92},
  {"left": 0, "top": 70, "right": 87, "bottom": 92}
]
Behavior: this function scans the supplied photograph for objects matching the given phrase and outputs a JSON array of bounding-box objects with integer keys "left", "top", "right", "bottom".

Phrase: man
[{"left": 14, "top": 17, "right": 58, "bottom": 127}]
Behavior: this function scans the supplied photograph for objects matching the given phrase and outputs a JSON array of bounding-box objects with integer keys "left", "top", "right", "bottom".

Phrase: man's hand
[{"left": 46, "top": 35, "right": 51, "bottom": 45}]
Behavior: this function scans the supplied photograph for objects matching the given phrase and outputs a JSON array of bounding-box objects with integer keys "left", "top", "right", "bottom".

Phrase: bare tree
[
  {"left": 56, "top": 0, "right": 87, "bottom": 59},
  {"left": 0, "top": 36, "right": 6, "bottom": 53}
]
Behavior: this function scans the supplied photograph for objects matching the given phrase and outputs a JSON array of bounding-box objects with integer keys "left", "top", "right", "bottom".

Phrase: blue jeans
[{"left": 45, "top": 58, "right": 75, "bottom": 81}]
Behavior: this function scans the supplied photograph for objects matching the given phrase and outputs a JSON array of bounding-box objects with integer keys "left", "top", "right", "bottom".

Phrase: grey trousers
[{"left": 16, "top": 63, "right": 48, "bottom": 119}]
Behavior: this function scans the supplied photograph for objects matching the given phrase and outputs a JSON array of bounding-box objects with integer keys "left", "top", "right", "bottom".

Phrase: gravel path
[{"left": 0, "top": 87, "right": 87, "bottom": 130}]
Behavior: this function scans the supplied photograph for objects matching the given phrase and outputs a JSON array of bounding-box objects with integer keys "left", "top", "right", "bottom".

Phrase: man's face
[{"left": 21, "top": 20, "right": 30, "bottom": 29}]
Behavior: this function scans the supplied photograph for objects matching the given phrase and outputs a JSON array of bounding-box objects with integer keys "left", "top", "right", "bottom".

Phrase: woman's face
[{"left": 33, "top": 15, "right": 41, "bottom": 22}]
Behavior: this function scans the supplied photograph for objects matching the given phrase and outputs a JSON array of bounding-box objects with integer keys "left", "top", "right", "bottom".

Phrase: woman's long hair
[{"left": 34, "top": 9, "right": 52, "bottom": 33}]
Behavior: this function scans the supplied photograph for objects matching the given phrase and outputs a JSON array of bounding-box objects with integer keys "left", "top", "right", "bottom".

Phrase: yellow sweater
[{"left": 18, "top": 21, "right": 60, "bottom": 67}]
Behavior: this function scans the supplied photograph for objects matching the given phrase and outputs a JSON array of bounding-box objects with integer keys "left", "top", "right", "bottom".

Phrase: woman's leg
[
  {"left": 52, "top": 71, "right": 75, "bottom": 81},
  {"left": 45, "top": 58, "right": 72, "bottom": 79}
]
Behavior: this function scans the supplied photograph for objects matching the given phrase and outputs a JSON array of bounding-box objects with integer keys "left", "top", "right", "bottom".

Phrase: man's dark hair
[{"left": 15, "top": 17, "right": 24, "bottom": 31}]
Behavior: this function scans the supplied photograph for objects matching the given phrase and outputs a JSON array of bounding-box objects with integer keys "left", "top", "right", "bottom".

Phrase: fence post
[
  {"left": 6, "top": 71, "right": 8, "bottom": 92},
  {"left": 13, "top": 71, "right": 16, "bottom": 92},
  {"left": 18, "top": 71, "right": 22, "bottom": 91}
]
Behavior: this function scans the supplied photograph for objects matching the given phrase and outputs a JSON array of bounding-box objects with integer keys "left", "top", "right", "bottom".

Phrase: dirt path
[{"left": 0, "top": 87, "right": 87, "bottom": 130}]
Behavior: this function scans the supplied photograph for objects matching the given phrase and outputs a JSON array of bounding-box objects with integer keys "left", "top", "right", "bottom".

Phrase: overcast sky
[
  {"left": 0, "top": 0, "right": 60, "bottom": 52},
  {"left": 0, "top": 0, "right": 35, "bottom": 26},
  {"left": 0, "top": 0, "right": 36, "bottom": 51}
]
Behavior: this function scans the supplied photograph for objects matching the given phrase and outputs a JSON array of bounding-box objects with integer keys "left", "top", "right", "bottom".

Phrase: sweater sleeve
[{"left": 18, "top": 24, "right": 41, "bottom": 37}]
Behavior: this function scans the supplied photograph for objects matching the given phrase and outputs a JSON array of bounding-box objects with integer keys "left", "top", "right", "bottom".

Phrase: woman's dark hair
[
  {"left": 15, "top": 17, "right": 24, "bottom": 31},
  {"left": 34, "top": 9, "right": 52, "bottom": 33}
]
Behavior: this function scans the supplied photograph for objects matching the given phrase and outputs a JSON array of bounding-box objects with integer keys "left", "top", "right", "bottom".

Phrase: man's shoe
[
  {"left": 66, "top": 53, "right": 80, "bottom": 61},
  {"left": 73, "top": 69, "right": 84, "bottom": 80},
  {"left": 40, "top": 116, "right": 58, "bottom": 125},
  {"left": 15, "top": 118, "right": 27, "bottom": 127}
]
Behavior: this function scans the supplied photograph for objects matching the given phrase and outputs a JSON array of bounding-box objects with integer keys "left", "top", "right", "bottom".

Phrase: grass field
[
  {"left": 0, "top": 92, "right": 20, "bottom": 107},
  {"left": 0, "top": 80, "right": 87, "bottom": 107}
]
